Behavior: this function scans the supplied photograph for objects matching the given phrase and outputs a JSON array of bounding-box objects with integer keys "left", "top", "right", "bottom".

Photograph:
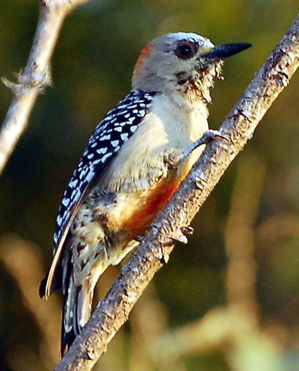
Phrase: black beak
[{"left": 202, "top": 43, "right": 252, "bottom": 61}]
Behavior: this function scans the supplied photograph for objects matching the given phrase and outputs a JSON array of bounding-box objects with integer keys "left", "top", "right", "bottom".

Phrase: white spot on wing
[
  {"left": 111, "top": 140, "right": 119, "bottom": 147},
  {"left": 97, "top": 147, "right": 108, "bottom": 155},
  {"left": 100, "top": 134, "right": 111, "bottom": 141},
  {"left": 62, "top": 198, "right": 70, "bottom": 207},
  {"left": 121, "top": 132, "right": 128, "bottom": 140}
]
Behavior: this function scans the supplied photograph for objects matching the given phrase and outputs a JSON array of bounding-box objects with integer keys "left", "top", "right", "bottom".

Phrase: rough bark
[{"left": 55, "top": 14, "right": 299, "bottom": 371}]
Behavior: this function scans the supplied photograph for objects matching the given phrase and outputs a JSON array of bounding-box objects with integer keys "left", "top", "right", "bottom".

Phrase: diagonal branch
[
  {"left": 56, "top": 14, "right": 299, "bottom": 371},
  {"left": 0, "top": 0, "right": 89, "bottom": 175}
]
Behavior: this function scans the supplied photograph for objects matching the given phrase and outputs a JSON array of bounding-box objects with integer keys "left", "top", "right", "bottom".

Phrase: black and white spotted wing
[{"left": 53, "top": 89, "right": 157, "bottom": 254}]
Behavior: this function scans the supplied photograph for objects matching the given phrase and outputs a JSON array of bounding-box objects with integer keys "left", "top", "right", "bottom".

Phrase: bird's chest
[{"left": 98, "top": 97, "right": 208, "bottom": 193}]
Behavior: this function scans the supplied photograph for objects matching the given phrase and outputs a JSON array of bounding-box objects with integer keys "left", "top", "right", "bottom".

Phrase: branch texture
[
  {"left": 0, "top": 0, "right": 89, "bottom": 175},
  {"left": 56, "top": 15, "right": 299, "bottom": 371}
]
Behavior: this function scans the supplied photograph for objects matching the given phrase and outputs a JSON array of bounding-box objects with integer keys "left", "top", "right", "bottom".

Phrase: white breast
[{"left": 99, "top": 92, "right": 209, "bottom": 193}]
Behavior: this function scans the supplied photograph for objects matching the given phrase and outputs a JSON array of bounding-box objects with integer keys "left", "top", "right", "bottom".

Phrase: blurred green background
[{"left": 0, "top": 1, "right": 299, "bottom": 370}]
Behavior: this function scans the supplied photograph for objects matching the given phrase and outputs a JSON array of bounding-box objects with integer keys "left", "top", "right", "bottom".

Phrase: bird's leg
[
  {"left": 181, "top": 129, "right": 228, "bottom": 158},
  {"left": 164, "top": 129, "right": 228, "bottom": 168}
]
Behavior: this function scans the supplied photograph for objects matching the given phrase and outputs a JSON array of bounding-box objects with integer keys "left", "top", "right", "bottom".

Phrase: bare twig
[
  {"left": 55, "top": 14, "right": 299, "bottom": 371},
  {"left": 0, "top": 0, "right": 89, "bottom": 175}
]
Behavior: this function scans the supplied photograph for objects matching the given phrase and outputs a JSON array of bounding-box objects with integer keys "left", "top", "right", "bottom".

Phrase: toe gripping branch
[
  {"left": 181, "top": 129, "right": 229, "bottom": 160},
  {"left": 164, "top": 129, "right": 228, "bottom": 169}
]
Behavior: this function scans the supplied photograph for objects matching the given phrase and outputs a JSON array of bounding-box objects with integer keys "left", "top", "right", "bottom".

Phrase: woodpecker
[{"left": 39, "top": 32, "right": 251, "bottom": 355}]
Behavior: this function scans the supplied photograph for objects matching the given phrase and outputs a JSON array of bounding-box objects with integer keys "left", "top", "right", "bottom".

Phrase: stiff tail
[{"left": 61, "top": 277, "right": 93, "bottom": 356}]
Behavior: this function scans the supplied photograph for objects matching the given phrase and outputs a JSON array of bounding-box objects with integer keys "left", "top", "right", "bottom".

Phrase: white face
[
  {"left": 132, "top": 32, "right": 250, "bottom": 97},
  {"left": 151, "top": 32, "right": 216, "bottom": 79},
  {"left": 132, "top": 32, "right": 221, "bottom": 94}
]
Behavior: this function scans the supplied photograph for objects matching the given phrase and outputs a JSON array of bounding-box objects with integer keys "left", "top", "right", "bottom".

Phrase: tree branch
[
  {"left": 56, "top": 14, "right": 299, "bottom": 371},
  {"left": 0, "top": 0, "right": 89, "bottom": 175}
]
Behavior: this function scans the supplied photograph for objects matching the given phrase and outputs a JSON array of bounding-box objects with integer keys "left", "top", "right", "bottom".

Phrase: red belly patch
[{"left": 124, "top": 178, "right": 180, "bottom": 236}]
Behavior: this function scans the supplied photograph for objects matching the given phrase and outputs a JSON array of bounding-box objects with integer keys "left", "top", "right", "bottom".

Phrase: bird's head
[{"left": 132, "top": 32, "right": 251, "bottom": 102}]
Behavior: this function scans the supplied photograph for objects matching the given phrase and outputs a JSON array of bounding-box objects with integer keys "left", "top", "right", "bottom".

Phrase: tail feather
[
  {"left": 39, "top": 270, "right": 62, "bottom": 299},
  {"left": 61, "top": 277, "right": 94, "bottom": 356}
]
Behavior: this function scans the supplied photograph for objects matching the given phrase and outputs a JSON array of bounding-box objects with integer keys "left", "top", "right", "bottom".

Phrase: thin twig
[
  {"left": 0, "top": 0, "right": 89, "bottom": 175},
  {"left": 55, "top": 14, "right": 299, "bottom": 371}
]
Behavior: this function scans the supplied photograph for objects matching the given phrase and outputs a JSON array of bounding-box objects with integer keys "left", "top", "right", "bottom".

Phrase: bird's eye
[{"left": 175, "top": 41, "right": 197, "bottom": 60}]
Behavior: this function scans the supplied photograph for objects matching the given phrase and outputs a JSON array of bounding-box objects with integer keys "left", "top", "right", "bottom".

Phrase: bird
[{"left": 39, "top": 32, "right": 251, "bottom": 356}]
